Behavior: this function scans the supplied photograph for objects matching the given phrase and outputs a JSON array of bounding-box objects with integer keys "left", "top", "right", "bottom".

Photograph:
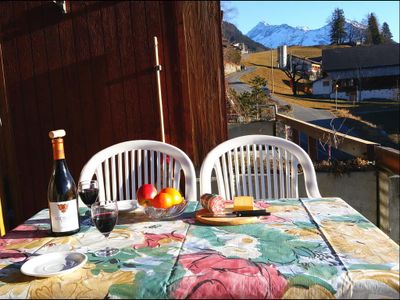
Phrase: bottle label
[{"left": 49, "top": 200, "right": 79, "bottom": 232}]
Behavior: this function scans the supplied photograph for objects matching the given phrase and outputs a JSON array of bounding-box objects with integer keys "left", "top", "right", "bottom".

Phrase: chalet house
[
  {"left": 289, "top": 55, "right": 322, "bottom": 81},
  {"left": 233, "top": 42, "right": 249, "bottom": 54},
  {"left": 223, "top": 38, "right": 241, "bottom": 75},
  {"left": 312, "top": 76, "right": 333, "bottom": 97},
  {"left": 313, "top": 44, "right": 400, "bottom": 101}
]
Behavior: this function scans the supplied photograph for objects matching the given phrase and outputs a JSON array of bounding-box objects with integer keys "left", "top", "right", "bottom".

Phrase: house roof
[
  {"left": 309, "top": 56, "right": 322, "bottom": 63},
  {"left": 291, "top": 54, "right": 322, "bottom": 65},
  {"left": 322, "top": 44, "right": 400, "bottom": 71}
]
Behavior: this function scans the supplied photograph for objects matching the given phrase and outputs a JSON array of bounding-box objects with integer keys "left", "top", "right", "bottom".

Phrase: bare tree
[
  {"left": 319, "top": 117, "right": 353, "bottom": 161},
  {"left": 282, "top": 55, "right": 309, "bottom": 95},
  {"left": 221, "top": 1, "right": 238, "bottom": 23}
]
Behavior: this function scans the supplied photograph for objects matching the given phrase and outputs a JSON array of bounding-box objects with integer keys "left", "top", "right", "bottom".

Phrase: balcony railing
[
  {"left": 271, "top": 108, "right": 399, "bottom": 243},
  {"left": 275, "top": 111, "right": 399, "bottom": 174}
]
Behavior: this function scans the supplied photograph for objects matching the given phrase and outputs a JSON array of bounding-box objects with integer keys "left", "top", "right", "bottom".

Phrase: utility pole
[
  {"left": 335, "top": 84, "right": 338, "bottom": 110},
  {"left": 271, "top": 50, "right": 274, "bottom": 94}
]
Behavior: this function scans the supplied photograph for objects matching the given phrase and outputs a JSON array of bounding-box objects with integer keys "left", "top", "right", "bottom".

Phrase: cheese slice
[{"left": 233, "top": 196, "right": 254, "bottom": 211}]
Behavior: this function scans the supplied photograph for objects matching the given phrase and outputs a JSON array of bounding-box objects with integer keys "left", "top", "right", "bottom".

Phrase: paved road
[
  {"left": 226, "top": 68, "right": 335, "bottom": 122},
  {"left": 226, "top": 68, "right": 399, "bottom": 157},
  {"left": 226, "top": 66, "right": 257, "bottom": 94},
  {"left": 271, "top": 95, "right": 334, "bottom": 122}
]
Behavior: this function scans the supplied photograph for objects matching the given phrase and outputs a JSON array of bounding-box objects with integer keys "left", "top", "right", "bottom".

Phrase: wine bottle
[{"left": 47, "top": 129, "right": 80, "bottom": 236}]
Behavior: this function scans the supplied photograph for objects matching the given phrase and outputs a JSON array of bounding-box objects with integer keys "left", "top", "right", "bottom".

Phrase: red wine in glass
[
  {"left": 79, "top": 188, "right": 99, "bottom": 207},
  {"left": 78, "top": 180, "right": 99, "bottom": 208},
  {"left": 92, "top": 212, "right": 117, "bottom": 237},
  {"left": 78, "top": 180, "right": 99, "bottom": 227},
  {"left": 91, "top": 200, "right": 119, "bottom": 257}
]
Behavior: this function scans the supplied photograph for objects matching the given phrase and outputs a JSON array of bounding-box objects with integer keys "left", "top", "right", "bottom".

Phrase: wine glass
[
  {"left": 78, "top": 180, "right": 99, "bottom": 208},
  {"left": 91, "top": 200, "right": 119, "bottom": 257},
  {"left": 78, "top": 180, "right": 99, "bottom": 226}
]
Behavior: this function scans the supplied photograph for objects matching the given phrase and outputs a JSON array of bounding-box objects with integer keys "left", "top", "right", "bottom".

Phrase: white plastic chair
[
  {"left": 79, "top": 140, "right": 197, "bottom": 206},
  {"left": 200, "top": 135, "right": 321, "bottom": 200}
]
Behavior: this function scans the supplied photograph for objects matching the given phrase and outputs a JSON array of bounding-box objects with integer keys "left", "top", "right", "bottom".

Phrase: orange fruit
[
  {"left": 151, "top": 192, "right": 174, "bottom": 209},
  {"left": 160, "top": 187, "right": 183, "bottom": 205}
]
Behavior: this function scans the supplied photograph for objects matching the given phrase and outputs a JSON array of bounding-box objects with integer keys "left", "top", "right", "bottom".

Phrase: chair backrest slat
[
  {"left": 246, "top": 145, "right": 253, "bottom": 196},
  {"left": 293, "top": 157, "right": 299, "bottom": 198},
  {"left": 96, "top": 166, "right": 105, "bottom": 202},
  {"left": 215, "top": 161, "right": 226, "bottom": 199},
  {"left": 221, "top": 153, "right": 231, "bottom": 200},
  {"left": 104, "top": 159, "right": 111, "bottom": 200},
  {"left": 131, "top": 150, "right": 136, "bottom": 198},
  {"left": 259, "top": 145, "right": 266, "bottom": 199},
  {"left": 124, "top": 151, "right": 130, "bottom": 199},
  {"left": 200, "top": 135, "right": 321, "bottom": 200},
  {"left": 143, "top": 150, "right": 148, "bottom": 184},
  {"left": 253, "top": 144, "right": 260, "bottom": 200},
  {"left": 278, "top": 148, "right": 285, "bottom": 198},
  {"left": 227, "top": 151, "right": 235, "bottom": 199},
  {"left": 240, "top": 146, "right": 247, "bottom": 195},
  {"left": 169, "top": 156, "right": 173, "bottom": 186},
  {"left": 111, "top": 156, "right": 117, "bottom": 200},
  {"left": 285, "top": 151, "right": 290, "bottom": 197},
  {"left": 150, "top": 150, "right": 155, "bottom": 185},
  {"left": 156, "top": 152, "right": 161, "bottom": 191},
  {"left": 137, "top": 150, "right": 142, "bottom": 188},
  {"left": 174, "top": 160, "right": 181, "bottom": 190},
  {"left": 266, "top": 145, "right": 272, "bottom": 199},
  {"left": 272, "top": 147, "right": 278, "bottom": 199},
  {"left": 162, "top": 153, "right": 167, "bottom": 187},
  {"left": 233, "top": 148, "right": 241, "bottom": 196},
  {"left": 118, "top": 153, "right": 123, "bottom": 199}
]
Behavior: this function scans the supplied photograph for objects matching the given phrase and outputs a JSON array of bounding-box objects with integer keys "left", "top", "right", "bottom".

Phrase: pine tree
[
  {"left": 330, "top": 8, "right": 347, "bottom": 45},
  {"left": 381, "top": 22, "right": 393, "bottom": 44},
  {"left": 366, "top": 13, "right": 382, "bottom": 45}
]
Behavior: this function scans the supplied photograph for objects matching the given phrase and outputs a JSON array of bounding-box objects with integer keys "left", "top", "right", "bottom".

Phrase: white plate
[
  {"left": 21, "top": 252, "right": 87, "bottom": 277},
  {"left": 117, "top": 200, "right": 137, "bottom": 212}
]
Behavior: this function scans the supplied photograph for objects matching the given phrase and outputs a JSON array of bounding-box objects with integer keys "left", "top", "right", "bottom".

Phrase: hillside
[
  {"left": 241, "top": 46, "right": 352, "bottom": 107},
  {"left": 222, "top": 21, "right": 268, "bottom": 52},
  {"left": 241, "top": 46, "right": 323, "bottom": 97}
]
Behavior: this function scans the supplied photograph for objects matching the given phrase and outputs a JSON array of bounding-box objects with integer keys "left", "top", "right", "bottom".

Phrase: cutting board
[{"left": 195, "top": 208, "right": 259, "bottom": 226}]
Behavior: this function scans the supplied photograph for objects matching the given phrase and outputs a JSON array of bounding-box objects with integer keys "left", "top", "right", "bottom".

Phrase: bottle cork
[{"left": 49, "top": 129, "right": 66, "bottom": 139}]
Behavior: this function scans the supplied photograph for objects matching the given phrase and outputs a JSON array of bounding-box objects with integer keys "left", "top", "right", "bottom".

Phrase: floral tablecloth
[{"left": 0, "top": 198, "right": 399, "bottom": 299}]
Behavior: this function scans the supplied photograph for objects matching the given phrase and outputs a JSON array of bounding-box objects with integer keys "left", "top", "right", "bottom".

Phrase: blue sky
[{"left": 222, "top": 1, "right": 399, "bottom": 42}]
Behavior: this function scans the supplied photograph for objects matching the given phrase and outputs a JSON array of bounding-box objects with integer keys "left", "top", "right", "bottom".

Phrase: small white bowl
[{"left": 117, "top": 200, "right": 137, "bottom": 212}]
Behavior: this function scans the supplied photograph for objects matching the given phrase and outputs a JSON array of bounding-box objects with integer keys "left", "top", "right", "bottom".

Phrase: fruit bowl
[{"left": 144, "top": 198, "right": 188, "bottom": 220}]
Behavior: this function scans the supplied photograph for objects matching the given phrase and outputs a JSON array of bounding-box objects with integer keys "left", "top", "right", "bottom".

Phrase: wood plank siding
[{"left": 0, "top": 1, "right": 226, "bottom": 228}]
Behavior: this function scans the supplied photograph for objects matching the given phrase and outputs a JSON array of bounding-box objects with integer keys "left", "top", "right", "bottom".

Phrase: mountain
[
  {"left": 222, "top": 21, "right": 268, "bottom": 52},
  {"left": 247, "top": 20, "right": 366, "bottom": 48}
]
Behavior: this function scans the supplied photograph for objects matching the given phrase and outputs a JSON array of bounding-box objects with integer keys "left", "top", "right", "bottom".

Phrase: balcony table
[{"left": 0, "top": 198, "right": 399, "bottom": 299}]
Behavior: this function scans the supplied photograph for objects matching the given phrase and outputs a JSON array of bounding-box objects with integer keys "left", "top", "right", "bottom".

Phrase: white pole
[
  {"left": 335, "top": 84, "right": 338, "bottom": 110},
  {"left": 154, "top": 36, "right": 165, "bottom": 143},
  {"left": 271, "top": 50, "right": 274, "bottom": 94}
]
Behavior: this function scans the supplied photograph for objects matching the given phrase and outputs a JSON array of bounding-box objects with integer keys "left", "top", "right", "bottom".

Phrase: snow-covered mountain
[{"left": 247, "top": 20, "right": 366, "bottom": 48}]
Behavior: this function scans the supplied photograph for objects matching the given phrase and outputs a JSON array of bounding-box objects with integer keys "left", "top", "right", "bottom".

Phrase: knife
[{"left": 202, "top": 210, "right": 271, "bottom": 218}]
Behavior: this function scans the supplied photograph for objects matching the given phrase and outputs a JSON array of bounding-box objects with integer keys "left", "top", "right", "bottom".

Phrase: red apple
[{"left": 136, "top": 184, "right": 157, "bottom": 206}]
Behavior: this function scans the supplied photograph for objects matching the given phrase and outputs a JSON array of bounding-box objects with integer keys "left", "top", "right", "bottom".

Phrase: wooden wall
[{"left": 0, "top": 1, "right": 226, "bottom": 228}]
